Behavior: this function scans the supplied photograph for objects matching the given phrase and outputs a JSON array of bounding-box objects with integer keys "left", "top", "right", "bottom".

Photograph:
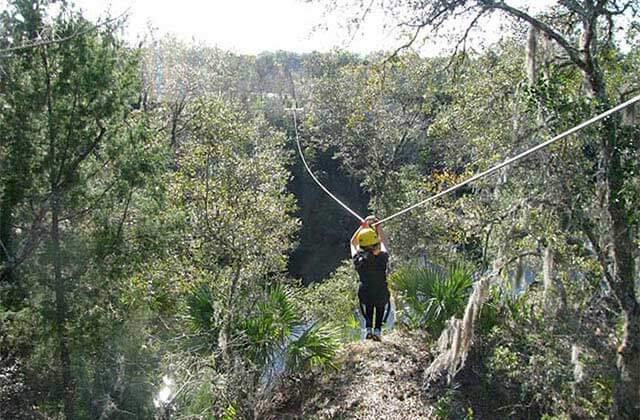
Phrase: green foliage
[
  {"left": 222, "top": 404, "right": 237, "bottom": 420},
  {"left": 484, "top": 325, "right": 574, "bottom": 418},
  {"left": 168, "top": 96, "right": 298, "bottom": 280},
  {"left": 476, "top": 286, "right": 617, "bottom": 419},
  {"left": 297, "top": 260, "right": 360, "bottom": 340},
  {"left": 478, "top": 286, "right": 501, "bottom": 335},
  {"left": 241, "top": 285, "right": 300, "bottom": 366},
  {"left": 302, "top": 51, "right": 440, "bottom": 217},
  {"left": 240, "top": 284, "right": 340, "bottom": 373},
  {"left": 287, "top": 322, "right": 340, "bottom": 371},
  {"left": 433, "top": 387, "right": 474, "bottom": 420},
  {"left": 185, "top": 282, "right": 222, "bottom": 345},
  {"left": 0, "top": 1, "right": 166, "bottom": 417},
  {"left": 164, "top": 279, "right": 341, "bottom": 417},
  {"left": 1, "top": 0, "right": 637, "bottom": 417},
  {"left": 390, "top": 263, "right": 473, "bottom": 335},
  {"left": 479, "top": 284, "right": 537, "bottom": 335}
]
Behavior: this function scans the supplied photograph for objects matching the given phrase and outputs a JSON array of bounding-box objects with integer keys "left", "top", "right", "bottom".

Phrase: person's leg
[
  {"left": 359, "top": 301, "right": 375, "bottom": 338},
  {"left": 373, "top": 301, "right": 391, "bottom": 339},
  {"left": 381, "top": 300, "right": 391, "bottom": 324}
]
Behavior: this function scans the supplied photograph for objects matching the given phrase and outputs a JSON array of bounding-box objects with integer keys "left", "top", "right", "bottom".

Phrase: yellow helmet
[{"left": 358, "top": 227, "right": 380, "bottom": 248}]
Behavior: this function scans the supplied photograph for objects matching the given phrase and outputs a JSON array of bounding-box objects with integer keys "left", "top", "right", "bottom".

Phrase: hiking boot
[
  {"left": 365, "top": 332, "right": 374, "bottom": 340},
  {"left": 372, "top": 328, "right": 382, "bottom": 342},
  {"left": 371, "top": 334, "right": 381, "bottom": 342}
]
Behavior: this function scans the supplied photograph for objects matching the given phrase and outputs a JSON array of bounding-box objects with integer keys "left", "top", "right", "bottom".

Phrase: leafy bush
[
  {"left": 479, "top": 284, "right": 535, "bottom": 335},
  {"left": 433, "top": 387, "right": 475, "bottom": 420},
  {"left": 287, "top": 322, "right": 340, "bottom": 371},
  {"left": 173, "top": 281, "right": 342, "bottom": 417},
  {"left": 296, "top": 261, "right": 360, "bottom": 340},
  {"left": 476, "top": 286, "right": 617, "bottom": 419},
  {"left": 390, "top": 263, "right": 474, "bottom": 335},
  {"left": 241, "top": 285, "right": 301, "bottom": 366},
  {"left": 186, "top": 283, "right": 222, "bottom": 340},
  {"left": 478, "top": 286, "right": 501, "bottom": 335}
]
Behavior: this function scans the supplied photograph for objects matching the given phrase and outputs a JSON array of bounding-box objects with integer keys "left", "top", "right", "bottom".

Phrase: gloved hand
[{"left": 364, "top": 215, "right": 378, "bottom": 226}]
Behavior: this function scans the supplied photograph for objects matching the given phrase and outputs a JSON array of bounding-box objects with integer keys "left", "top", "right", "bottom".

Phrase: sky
[
  {"left": 70, "top": 0, "right": 557, "bottom": 55},
  {"left": 2, "top": 0, "right": 560, "bottom": 55},
  {"left": 73, "top": 0, "right": 402, "bottom": 54}
]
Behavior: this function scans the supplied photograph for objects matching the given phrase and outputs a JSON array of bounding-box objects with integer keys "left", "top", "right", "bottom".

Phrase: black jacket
[{"left": 353, "top": 250, "right": 390, "bottom": 305}]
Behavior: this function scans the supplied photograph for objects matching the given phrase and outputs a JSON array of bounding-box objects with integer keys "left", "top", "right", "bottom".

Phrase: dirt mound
[{"left": 267, "top": 329, "right": 435, "bottom": 419}]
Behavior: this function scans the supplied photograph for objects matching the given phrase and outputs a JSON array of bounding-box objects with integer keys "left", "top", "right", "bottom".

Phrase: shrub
[
  {"left": 390, "top": 262, "right": 474, "bottom": 336},
  {"left": 286, "top": 322, "right": 340, "bottom": 371},
  {"left": 476, "top": 286, "right": 617, "bottom": 419},
  {"left": 296, "top": 261, "right": 360, "bottom": 340}
]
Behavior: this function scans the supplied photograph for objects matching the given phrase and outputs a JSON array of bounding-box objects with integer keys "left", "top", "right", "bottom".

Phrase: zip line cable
[
  {"left": 287, "top": 94, "right": 640, "bottom": 227},
  {"left": 286, "top": 103, "right": 365, "bottom": 223},
  {"left": 373, "top": 94, "right": 640, "bottom": 227}
]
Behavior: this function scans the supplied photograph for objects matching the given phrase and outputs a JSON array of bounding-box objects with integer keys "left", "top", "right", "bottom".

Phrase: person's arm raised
[
  {"left": 350, "top": 225, "right": 362, "bottom": 257},
  {"left": 375, "top": 223, "right": 388, "bottom": 254}
]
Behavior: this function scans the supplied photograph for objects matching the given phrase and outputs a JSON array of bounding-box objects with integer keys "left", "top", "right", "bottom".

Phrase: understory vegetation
[{"left": 1, "top": 0, "right": 638, "bottom": 419}]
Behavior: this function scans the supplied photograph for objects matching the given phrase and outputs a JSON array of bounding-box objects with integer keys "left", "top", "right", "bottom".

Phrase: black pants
[{"left": 359, "top": 301, "right": 390, "bottom": 330}]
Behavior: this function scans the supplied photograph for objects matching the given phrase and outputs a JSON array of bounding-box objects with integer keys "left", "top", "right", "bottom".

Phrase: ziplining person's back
[{"left": 350, "top": 215, "right": 391, "bottom": 341}]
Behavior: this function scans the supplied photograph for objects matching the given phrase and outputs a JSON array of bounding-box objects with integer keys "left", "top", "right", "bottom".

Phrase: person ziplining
[{"left": 350, "top": 215, "right": 391, "bottom": 341}]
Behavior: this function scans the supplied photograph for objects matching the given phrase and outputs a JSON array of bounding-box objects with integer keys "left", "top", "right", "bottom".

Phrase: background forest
[{"left": 1, "top": 0, "right": 638, "bottom": 419}]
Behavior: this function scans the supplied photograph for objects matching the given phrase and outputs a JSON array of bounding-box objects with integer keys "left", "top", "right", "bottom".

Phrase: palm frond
[
  {"left": 392, "top": 262, "right": 475, "bottom": 335},
  {"left": 240, "top": 284, "right": 302, "bottom": 367},
  {"left": 286, "top": 322, "right": 340, "bottom": 372},
  {"left": 186, "top": 283, "right": 220, "bottom": 335}
]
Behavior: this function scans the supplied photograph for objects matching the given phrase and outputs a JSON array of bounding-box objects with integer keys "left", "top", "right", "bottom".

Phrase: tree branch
[
  {"left": 58, "top": 122, "right": 106, "bottom": 189},
  {"left": 0, "top": 202, "right": 49, "bottom": 277},
  {"left": 0, "top": 9, "right": 129, "bottom": 55},
  {"left": 486, "top": 1, "right": 587, "bottom": 70},
  {"left": 580, "top": 219, "right": 616, "bottom": 286},
  {"left": 497, "top": 250, "right": 541, "bottom": 275},
  {"left": 384, "top": 24, "right": 423, "bottom": 64},
  {"left": 447, "top": 6, "right": 491, "bottom": 69}
]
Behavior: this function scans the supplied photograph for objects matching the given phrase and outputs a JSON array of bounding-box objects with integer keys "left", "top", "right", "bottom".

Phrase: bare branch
[
  {"left": 560, "top": 0, "right": 587, "bottom": 18},
  {"left": 383, "top": 24, "right": 423, "bottom": 64},
  {"left": 485, "top": 1, "right": 587, "bottom": 70},
  {"left": 345, "top": 0, "right": 376, "bottom": 48},
  {"left": 498, "top": 250, "right": 542, "bottom": 275},
  {"left": 601, "top": 0, "right": 636, "bottom": 15},
  {"left": 446, "top": 6, "right": 491, "bottom": 69}
]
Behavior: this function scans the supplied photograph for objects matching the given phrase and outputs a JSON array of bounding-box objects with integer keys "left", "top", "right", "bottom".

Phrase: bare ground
[{"left": 265, "top": 329, "right": 436, "bottom": 419}]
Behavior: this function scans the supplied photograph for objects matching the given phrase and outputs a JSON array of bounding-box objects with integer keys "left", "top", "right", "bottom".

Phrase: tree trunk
[
  {"left": 477, "top": 1, "right": 639, "bottom": 416},
  {"left": 0, "top": 191, "right": 16, "bottom": 292},
  {"left": 613, "top": 301, "right": 640, "bottom": 419},
  {"left": 581, "top": 23, "right": 640, "bottom": 411},
  {"left": 51, "top": 191, "right": 75, "bottom": 419},
  {"left": 543, "top": 246, "right": 566, "bottom": 314},
  {"left": 602, "top": 119, "right": 640, "bottom": 419},
  {"left": 526, "top": 24, "right": 538, "bottom": 87}
]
